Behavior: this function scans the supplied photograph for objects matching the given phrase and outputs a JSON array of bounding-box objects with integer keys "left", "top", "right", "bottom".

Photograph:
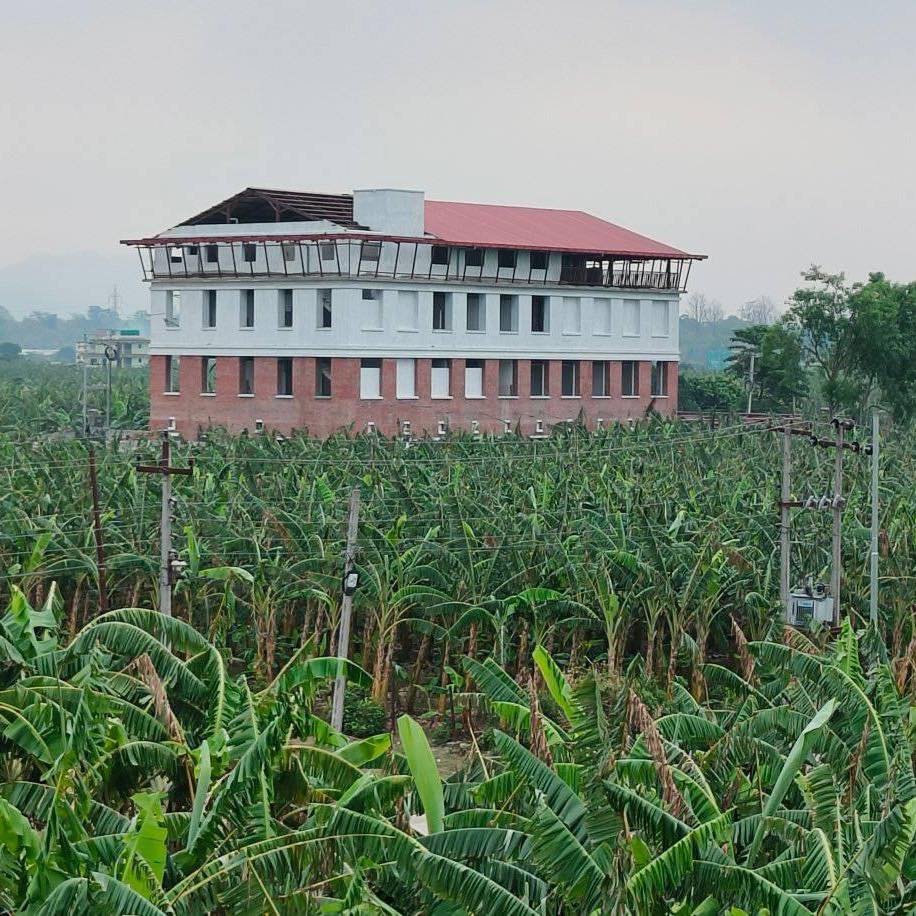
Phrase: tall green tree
[{"left": 726, "top": 323, "right": 807, "bottom": 412}]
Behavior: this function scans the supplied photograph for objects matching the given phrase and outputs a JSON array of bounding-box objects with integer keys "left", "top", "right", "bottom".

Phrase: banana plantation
[{"left": 1, "top": 384, "right": 916, "bottom": 911}]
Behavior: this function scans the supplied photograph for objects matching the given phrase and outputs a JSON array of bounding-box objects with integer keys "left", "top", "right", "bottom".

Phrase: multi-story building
[
  {"left": 123, "top": 187, "right": 703, "bottom": 437},
  {"left": 76, "top": 329, "right": 150, "bottom": 368}
]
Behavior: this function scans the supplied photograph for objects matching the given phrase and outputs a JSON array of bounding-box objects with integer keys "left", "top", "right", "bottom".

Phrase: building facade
[
  {"left": 124, "top": 188, "right": 703, "bottom": 437},
  {"left": 77, "top": 329, "right": 150, "bottom": 368}
]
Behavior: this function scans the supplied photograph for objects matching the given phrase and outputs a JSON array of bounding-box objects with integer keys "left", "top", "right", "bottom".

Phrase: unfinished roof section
[{"left": 179, "top": 187, "right": 365, "bottom": 228}]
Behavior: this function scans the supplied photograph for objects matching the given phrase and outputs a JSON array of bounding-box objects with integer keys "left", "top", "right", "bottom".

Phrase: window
[
  {"left": 397, "top": 290, "right": 419, "bottom": 330},
  {"left": 623, "top": 300, "right": 640, "bottom": 336},
  {"left": 622, "top": 360, "right": 640, "bottom": 397},
  {"left": 466, "top": 293, "right": 485, "bottom": 331},
  {"left": 165, "top": 355, "right": 180, "bottom": 393},
  {"left": 205, "top": 244, "right": 219, "bottom": 264},
  {"left": 165, "top": 291, "right": 181, "bottom": 328},
  {"left": 497, "top": 249, "right": 517, "bottom": 269},
  {"left": 203, "top": 290, "right": 217, "bottom": 329},
  {"left": 277, "top": 358, "right": 293, "bottom": 396},
  {"left": 464, "top": 247, "right": 484, "bottom": 268},
  {"left": 592, "top": 361, "right": 611, "bottom": 397},
  {"left": 433, "top": 291, "right": 452, "bottom": 331},
  {"left": 563, "top": 297, "right": 582, "bottom": 334},
  {"left": 498, "top": 360, "right": 518, "bottom": 397},
  {"left": 499, "top": 295, "right": 518, "bottom": 333},
  {"left": 316, "top": 358, "right": 332, "bottom": 397},
  {"left": 431, "top": 359, "right": 451, "bottom": 399},
  {"left": 169, "top": 247, "right": 183, "bottom": 264},
  {"left": 562, "top": 361, "right": 580, "bottom": 397},
  {"left": 362, "top": 289, "right": 383, "bottom": 329},
  {"left": 531, "top": 295, "right": 549, "bottom": 333},
  {"left": 319, "top": 241, "right": 336, "bottom": 261},
  {"left": 530, "top": 251, "right": 548, "bottom": 270},
  {"left": 243, "top": 243, "right": 257, "bottom": 263},
  {"left": 187, "top": 245, "right": 198, "bottom": 256},
  {"left": 282, "top": 242, "right": 296, "bottom": 262},
  {"left": 651, "top": 360, "right": 669, "bottom": 397},
  {"left": 241, "top": 290, "right": 255, "bottom": 328},
  {"left": 361, "top": 241, "right": 381, "bottom": 263},
  {"left": 239, "top": 357, "right": 254, "bottom": 395},
  {"left": 651, "top": 300, "right": 670, "bottom": 337},
  {"left": 465, "top": 360, "right": 484, "bottom": 398},
  {"left": 318, "top": 289, "right": 332, "bottom": 328},
  {"left": 279, "top": 289, "right": 294, "bottom": 328},
  {"left": 201, "top": 357, "right": 216, "bottom": 394},
  {"left": 594, "top": 298, "right": 612, "bottom": 335},
  {"left": 396, "top": 358, "right": 416, "bottom": 399},
  {"left": 431, "top": 245, "right": 449, "bottom": 266},
  {"left": 360, "top": 359, "right": 381, "bottom": 399},
  {"left": 530, "top": 360, "right": 549, "bottom": 397}
]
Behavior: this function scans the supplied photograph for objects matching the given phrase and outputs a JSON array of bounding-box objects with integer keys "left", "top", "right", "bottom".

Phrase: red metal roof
[{"left": 424, "top": 199, "right": 699, "bottom": 258}]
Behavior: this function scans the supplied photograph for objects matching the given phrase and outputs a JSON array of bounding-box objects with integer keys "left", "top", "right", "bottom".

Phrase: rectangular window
[
  {"left": 431, "top": 358, "right": 451, "bottom": 399},
  {"left": 431, "top": 245, "right": 450, "bottom": 266},
  {"left": 165, "top": 291, "right": 181, "bottom": 328},
  {"left": 360, "top": 358, "right": 381, "bottom": 399},
  {"left": 282, "top": 242, "right": 296, "bottom": 262},
  {"left": 239, "top": 357, "right": 254, "bottom": 395},
  {"left": 169, "top": 247, "right": 183, "bottom": 264},
  {"left": 466, "top": 293, "right": 485, "bottom": 331},
  {"left": 593, "top": 298, "right": 612, "bottom": 335},
  {"left": 318, "top": 289, "right": 332, "bottom": 328},
  {"left": 651, "top": 300, "right": 670, "bottom": 337},
  {"left": 465, "top": 359, "right": 484, "bottom": 398},
  {"left": 433, "top": 291, "right": 452, "bottom": 331},
  {"left": 563, "top": 297, "right": 582, "bottom": 334},
  {"left": 241, "top": 290, "right": 255, "bottom": 328},
  {"left": 319, "top": 241, "right": 336, "bottom": 261},
  {"left": 362, "top": 289, "right": 383, "bottom": 329},
  {"left": 464, "top": 247, "right": 484, "bottom": 268},
  {"left": 243, "top": 243, "right": 257, "bottom": 263},
  {"left": 277, "top": 357, "right": 293, "bottom": 396},
  {"left": 498, "top": 360, "right": 518, "bottom": 397},
  {"left": 499, "top": 294, "right": 518, "bottom": 333},
  {"left": 316, "top": 357, "right": 332, "bottom": 397},
  {"left": 205, "top": 244, "right": 219, "bottom": 264},
  {"left": 623, "top": 300, "right": 640, "bottom": 336},
  {"left": 396, "top": 358, "right": 416, "bottom": 399},
  {"left": 397, "top": 290, "right": 419, "bottom": 330},
  {"left": 279, "top": 289, "right": 294, "bottom": 328},
  {"left": 201, "top": 357, "right": 216, "bottom": 394},
  {"left": 651, "top": 360, "right": 669, "bottom": 397},
  {"left": 531, "top": 295, "right": 549, "bottom": 333},
  {"left": 530, "top": 251, "right": 548, "bottom": 270},
  {"left": 592, "top": 360, "right": 611, "bottom": 397},
  {"left": 497, "top": 249, "right": 517, "bottom": 269},
  {"left": 562, "top": 361, "right": 580, "bottom": 397},
  {"left": 165, "top": 355, "right": 180, "bottom": 393},
  {"left": 361, "top": 241, "right": 381, "bottom": 262},
  {"left": 203, "top": 290, "right": 217, "bottom": 329},
  {"left": 530, "top": 360, "right": 549, "bottom": 397},
  {"left": 622, "top": 360, "right": 640, "bottom": 397}
]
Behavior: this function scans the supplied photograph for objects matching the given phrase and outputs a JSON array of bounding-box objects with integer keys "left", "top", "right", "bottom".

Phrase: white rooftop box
[{"left": 353, "top": 189, "right": 424, "bottom": 237}]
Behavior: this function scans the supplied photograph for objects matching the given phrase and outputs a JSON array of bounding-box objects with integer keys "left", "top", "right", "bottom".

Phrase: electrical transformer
[{"left": 786, "top": 586, "right": 835, "bottom": 628}]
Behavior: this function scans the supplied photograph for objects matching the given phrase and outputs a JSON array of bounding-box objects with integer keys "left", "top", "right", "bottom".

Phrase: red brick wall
[{"left": 149, "top": 355, "right": 678, "bottom": 437}]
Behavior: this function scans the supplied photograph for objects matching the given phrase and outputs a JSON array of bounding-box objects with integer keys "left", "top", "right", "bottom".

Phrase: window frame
[
  {"left": 466, "top": 293, "right": 485, "bottom": 332},
  {"left": 201, "top": 356, "right": 216, "bottom": 394},
  {"left": 651, "top": 360, "right": 669, "bottom": 397},
  {"left": 318, "top": 289, "right": 333, "bottom": 329},
  {"left": 240, "top": 290, "right": 255, "bottom": 329},
  {"left": 315, "top": 357, "right": 332, "bottom": 397},
  {"left": 279, "top": 289, "right": 294, "bottom": 329},
  {"left": 531, "top": 295, "right": 549, "bottom": 333},
  {"left": 530, "top": 360, "right": 549, "bottom": 398},
  {"left": 239, "top": 356, "right": 255, "bottom": 396},
  {"left": 432, "top": 291, "right": 452, "bottom": 331},
  {"left": 277, "top": 357, "right": 293, "bottom": 397},
  {"left": 561, "top": 360, "right": 580, "bottom": 397},
  {"left": 165, "top": 355, "right": 180, "bottom": 393},
  {"left": 499, "top": 294, "right": 519, "bottom": 333},
  {"left": 622, "top": 360, "right": 640, "bottom": 397},
  {"left": 498, "top": 359, "right": 518, "bottom": 398}
]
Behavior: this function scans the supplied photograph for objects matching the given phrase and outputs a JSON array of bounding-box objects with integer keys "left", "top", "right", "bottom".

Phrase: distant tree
[
  {"left": 784, "top": 266, "right": 868, "bottom": 415},
  {"left": 683, "top": 292, "right": 724, "bottom": 324},
  {"left": 0, "top": 342, "right": 22, "bottom": 360},
  {"left": 677, "top": 370, "right": 745, "bottom": 412},
  {"left": 726, "top": 324, "right": 807, "bottom": 412},
  {"left": 847, "top": 272, "right": 916, "bottom": 420},
  {"left": 738, "top": 295, "right": 778, "bottom": 325},
  {"left": 54, "top": 345, "right": 76, "bottom": 364}
]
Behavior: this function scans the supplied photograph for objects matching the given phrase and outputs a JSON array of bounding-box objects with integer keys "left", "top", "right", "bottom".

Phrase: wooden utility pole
[
  {"left": 137, "top": 429, "right": 193, "bottom": 617},
  {"left": 331, "top": 487, "right": 361, "bottom": 732},
  {"left": 87, "top": 446, "right": 108, "bottom": 615},
  {"left": 779, "top": 426, "right": 791, "bottom": 616},
  {"left": 869, "top": 409, "right": 880, "bottom": 625}
]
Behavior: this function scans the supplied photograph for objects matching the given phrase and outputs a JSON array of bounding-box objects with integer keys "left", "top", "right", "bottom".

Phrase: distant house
[
  {"left": 77, "top": 329, "right": 150, "bottom": 368},
  {"left": 124, "top": 186, "right": 705, "bottom": 436}
]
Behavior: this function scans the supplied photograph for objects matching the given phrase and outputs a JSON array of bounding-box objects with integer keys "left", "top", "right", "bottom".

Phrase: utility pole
[
  {"left": 331, "top": 487, "right": 361, "bottom": 732},
  {"left": 830, "top": 418, "right": 850, "bottom": 626},
  {"left": 746, "top": 350, "right": 756, "bottom": 415},
  {"left": 779, "top": 426, "right": 791, "bottom": 616},
  {"left": 87, "top": 446, "right": 108, "bottom": 615},
  {"left": 869, "top": 409, "right": 880, "bottom": 625},
  {"left": 137, "top": 428, "right": 193, "bottom": 616}
]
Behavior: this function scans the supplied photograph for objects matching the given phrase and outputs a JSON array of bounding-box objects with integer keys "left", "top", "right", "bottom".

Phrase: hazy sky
[{"left": 1, "top": 0, "right": 914, "bottom": 315}]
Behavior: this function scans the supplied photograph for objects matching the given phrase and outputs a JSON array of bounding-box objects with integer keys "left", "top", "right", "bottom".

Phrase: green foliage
[
  {"left": 678, "top": 369, "right": 745, "bottom": 412},
  {"left": 341, "top": 684, "right": 387, "bottom": 737}
]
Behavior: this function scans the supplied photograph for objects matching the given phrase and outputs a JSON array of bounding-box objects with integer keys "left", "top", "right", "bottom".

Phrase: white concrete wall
[{"left": 352, "top": 189, "right": 424, "bottom": 235}]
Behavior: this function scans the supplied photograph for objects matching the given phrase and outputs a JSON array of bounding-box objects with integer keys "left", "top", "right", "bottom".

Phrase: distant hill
[{"left": 678, "top": 315, "right": 751, "bottom": 369}]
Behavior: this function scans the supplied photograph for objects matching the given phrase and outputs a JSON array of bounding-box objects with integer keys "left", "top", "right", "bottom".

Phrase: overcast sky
[{"left": 1, "top": 0, "right": 914, "bottom": 316}]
